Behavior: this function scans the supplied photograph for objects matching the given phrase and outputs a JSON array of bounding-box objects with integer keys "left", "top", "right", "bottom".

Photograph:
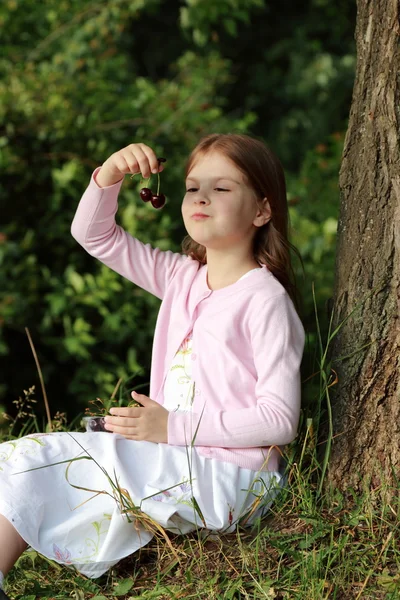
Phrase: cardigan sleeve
[
  {"left": 167, "top": 293, "right": 305, "bottom": 448},
  {"left": 71, "top": 167, "right": 188, "bottom": 300}
]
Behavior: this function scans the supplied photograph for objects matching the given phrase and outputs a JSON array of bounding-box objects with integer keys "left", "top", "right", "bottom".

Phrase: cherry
[
  {"left": 136, "top": 157, "right": 167, "bottom": 208},
  {"left": 140, "top": 187, "right": 152, "bottom": 202},
  {"left": 87, "top": 417, "right": 107, "bottom": 432},
  {"left": 151, "top": 193, "right": 166, "bottom": 209}
]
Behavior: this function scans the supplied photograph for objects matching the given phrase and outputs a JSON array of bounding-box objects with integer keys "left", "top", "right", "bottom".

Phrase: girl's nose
[{"left": 194, "top": 195, "right": 210, "bottom": 205}]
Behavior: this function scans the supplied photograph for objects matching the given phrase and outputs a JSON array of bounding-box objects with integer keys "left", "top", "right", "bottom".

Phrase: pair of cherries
[{"left": 133, "top": 157, "right": 166, "bottom": 209}]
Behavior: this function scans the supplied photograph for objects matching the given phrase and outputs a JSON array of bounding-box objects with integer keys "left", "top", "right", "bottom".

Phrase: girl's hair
[{"left": 181, "top": 133, "right": 305, "bottom": 317}]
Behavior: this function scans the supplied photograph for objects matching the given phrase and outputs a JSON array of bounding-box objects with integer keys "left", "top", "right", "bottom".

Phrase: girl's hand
[
  {"left": 96, "top": 143, "right": 165, "bottom": 188},
  {"left": 103, "top": 392, "right": 169, "bottom": 443}
]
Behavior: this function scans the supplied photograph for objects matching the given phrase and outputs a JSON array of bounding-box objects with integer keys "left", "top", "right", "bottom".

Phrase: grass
[
  {"left": 1, "top": 283, "right": 399, "bottom": 599},
  {"left": 3, "top": 459, "right": 399, "bottom": 599}
]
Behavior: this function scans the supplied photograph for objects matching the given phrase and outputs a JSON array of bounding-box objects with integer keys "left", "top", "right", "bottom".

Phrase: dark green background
[{"left": 0, "top": 0, "right": 356, "bottom": 427}]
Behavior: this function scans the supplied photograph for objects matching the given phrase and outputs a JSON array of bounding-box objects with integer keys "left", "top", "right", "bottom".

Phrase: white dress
[{"left": 0, "top": 271, "right": 283, "bottom": 579}]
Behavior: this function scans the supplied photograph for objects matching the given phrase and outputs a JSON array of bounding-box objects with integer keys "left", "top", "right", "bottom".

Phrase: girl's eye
[{"left": 185, "top": 187, "right": 229, "bottom": 192}]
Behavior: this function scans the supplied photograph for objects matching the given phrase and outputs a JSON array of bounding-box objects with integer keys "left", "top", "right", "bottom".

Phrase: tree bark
[{"left": 326, "top": 0, "right": 400, "bottom": 498}]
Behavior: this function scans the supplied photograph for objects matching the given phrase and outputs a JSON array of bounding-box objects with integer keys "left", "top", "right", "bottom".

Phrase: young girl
[{"left": 0, "top": 134, "right": 305, "bottom": 596}]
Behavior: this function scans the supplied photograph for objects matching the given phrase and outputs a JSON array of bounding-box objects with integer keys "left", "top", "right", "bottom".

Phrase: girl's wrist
[{"left": 95, "top": 166, "right": 124, "bottom": 188}]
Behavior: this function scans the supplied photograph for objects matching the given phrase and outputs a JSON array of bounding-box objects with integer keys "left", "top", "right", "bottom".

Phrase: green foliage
[
  {"left": 0, "top": 0, "right": 355, "bottom": 419},
  {"left": 288, "top": 131, "right": 344, "bottom": 317},
  {"left": 180, "top": 0, "right": 265, "bottom": 46}
]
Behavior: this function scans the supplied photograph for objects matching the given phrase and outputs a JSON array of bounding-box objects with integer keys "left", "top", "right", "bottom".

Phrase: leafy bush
[{"left": 0, "top": 0, "right": 354, "bottom": 421}]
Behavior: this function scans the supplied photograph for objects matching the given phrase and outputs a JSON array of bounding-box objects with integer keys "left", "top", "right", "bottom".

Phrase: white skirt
[{"left": 0, "top": 431, "right": 283, "bottom": 578}]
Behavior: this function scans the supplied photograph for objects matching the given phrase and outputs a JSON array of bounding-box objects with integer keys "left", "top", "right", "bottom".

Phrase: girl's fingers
[
  {"left": 108, "top": 407, "right": 141, "bottom": 417},
  {"left": 126, "top": 145, "right": 152, "bottom": 179},
  {"left": 117, "top": 144, "right": 165, "bottom": 178},
  {"left": 113, "top": 155, "right": 133, "bottom": 175},
  {"left": 105, "top": 415, "right": 138, "bottom": 427},
  {"left": 122, "top": 155, "right": 140, "bottom": 175},
  {"left": 139, "top": 144, "right": 162, "bottom": 174},
  {"left": 104, "top": 423, "right": 138, "bottom": 436}
]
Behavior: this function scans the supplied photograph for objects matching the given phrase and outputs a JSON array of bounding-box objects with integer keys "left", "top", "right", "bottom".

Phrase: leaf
[
  {"left": 191, "top": 495, "right": 207, "bottom": 527},
  {"left": 193, "top": 28, "right": 207, "bottom": 46},
  {"left": 68, "top": 270, "right": 85, "bottom": 294},
  {"left": 298, "top": 529, "right": 327, "bottom": 549},
  {"left": 224, "top": 18, "right": 237, "bottom": 36},
  {"left": 224, "top": 577, "right": 243, "bottom": 599},
  {"left": 180, "top": 6, "right": 191, "bottom": 29},
  {"left": 113, "top": 578, "right": 135, "bottom": 596},
  {"left": 376, "top": 569, "right": 400, "bottom": 592}
]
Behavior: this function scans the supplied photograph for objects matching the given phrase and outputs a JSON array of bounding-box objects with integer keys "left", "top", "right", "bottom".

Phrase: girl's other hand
[
  {"left": 95, "top": 143, "right": 165, "bottom": 188},
  {"left": 103, "top": 392, "right": 169, "bottom": 443}
]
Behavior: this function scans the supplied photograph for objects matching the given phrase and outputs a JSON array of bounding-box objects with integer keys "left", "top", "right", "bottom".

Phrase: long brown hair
[{"left": 181, "top": 133, "right": 305, "bottom": 317}]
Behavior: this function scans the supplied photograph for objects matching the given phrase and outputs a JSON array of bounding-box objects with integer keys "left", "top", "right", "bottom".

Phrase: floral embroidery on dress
[
  {"left": 150, "top": 478, "right": 197, "bottom": 510},
  {"left": 227, "top": 502, "right": 234, "bottom": 527},
  {"left": 0, "top": 435, "right": 49, "bottom": 470},
  {"left": 52, "top": 516, "right": 112, "bottom": 565},
  {"left": 152, "top": 490, "right": 173, "bottom": 502},
  {"left": 179, "top": 481, "right": 192, "bottom": 494},
  {"left": 76, "top": 516, "right": 111, "bottom": 562},
  {"left": 163, "top": 329, "right": 196, "bottom": 411},
  {"left": 53, "top": 543, "right": 72, "bottom": 564},
  {"left": 179, "top": 335, "right": 192, "bottom": 353},
  {"left": 0, "top": 441, "right": 17, "bottom": 471}
]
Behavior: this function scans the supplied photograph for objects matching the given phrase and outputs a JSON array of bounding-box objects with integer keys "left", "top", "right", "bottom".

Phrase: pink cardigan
[{"left": 71, "top": 168, "right": 306, "bottom": 472}]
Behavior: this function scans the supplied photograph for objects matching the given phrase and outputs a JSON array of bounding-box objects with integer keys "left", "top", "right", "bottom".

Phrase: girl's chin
[
  {"left": 186, "top": 230, "right": 228, "bottom": 249},
  {"left": 191, "top": 237, "right": 213, "bottom": 248},
  {"left": 187, "top": 232, "right": 208, "bottom": 245}
]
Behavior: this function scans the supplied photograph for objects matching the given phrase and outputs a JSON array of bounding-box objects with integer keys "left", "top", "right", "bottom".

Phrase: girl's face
[{"left": 182, "top": 151, "right": 269, "bottom": 251}]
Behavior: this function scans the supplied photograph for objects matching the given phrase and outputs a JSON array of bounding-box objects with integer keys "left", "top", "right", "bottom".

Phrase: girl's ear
[{"left": 254, "top": 197, "right": 272, "bottom": 227}]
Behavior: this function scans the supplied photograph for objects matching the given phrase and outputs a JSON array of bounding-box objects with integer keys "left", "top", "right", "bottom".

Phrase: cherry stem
[{"left": 157, "top": 170, "right": 160, "bottom": 195}]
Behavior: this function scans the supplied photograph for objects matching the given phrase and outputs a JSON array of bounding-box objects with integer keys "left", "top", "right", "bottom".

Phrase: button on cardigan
[{"left": 71, "top": 167, "right": 306, "bottom": 472}]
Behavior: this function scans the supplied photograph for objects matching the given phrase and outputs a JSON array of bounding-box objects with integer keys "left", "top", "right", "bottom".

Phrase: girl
[{"left": 0, "top": 134, "right": 305, "bottom": 597}]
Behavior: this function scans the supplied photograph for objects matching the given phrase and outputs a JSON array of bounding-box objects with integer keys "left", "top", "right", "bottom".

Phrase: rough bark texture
[{"left": 326, "top": 0, "right": 400, "bottom": 497}]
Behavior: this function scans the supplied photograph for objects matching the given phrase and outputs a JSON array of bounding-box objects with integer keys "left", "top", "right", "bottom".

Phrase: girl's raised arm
[{"left": 71, "top": 143, "right": 187, "bottom": 300}]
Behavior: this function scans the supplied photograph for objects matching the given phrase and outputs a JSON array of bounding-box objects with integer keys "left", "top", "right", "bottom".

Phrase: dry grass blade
[
  {"left": 354, "top": 531, "right": 393, "bottom": 600},
  {"left": 121, "top": 501, "right": 182, "bottom": 563},
  {"left": 110, "top": 377, "right": 123, "bottom": 400},
  {"left": 25, "top": 326, "right": 52, "bottom": 431}
]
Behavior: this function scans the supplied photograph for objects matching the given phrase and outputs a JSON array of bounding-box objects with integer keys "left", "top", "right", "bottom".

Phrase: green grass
[
  {"left": 1, "top": 283, "right": 399, "bottom": 599},
  {"left": 2, "top": 459, "right": 399, "bottom": 599}
]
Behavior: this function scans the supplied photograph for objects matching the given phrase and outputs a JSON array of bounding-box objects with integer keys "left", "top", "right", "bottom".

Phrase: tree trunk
[{"left": 325, "top": 0, "right": 400, "bottom": 498}]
